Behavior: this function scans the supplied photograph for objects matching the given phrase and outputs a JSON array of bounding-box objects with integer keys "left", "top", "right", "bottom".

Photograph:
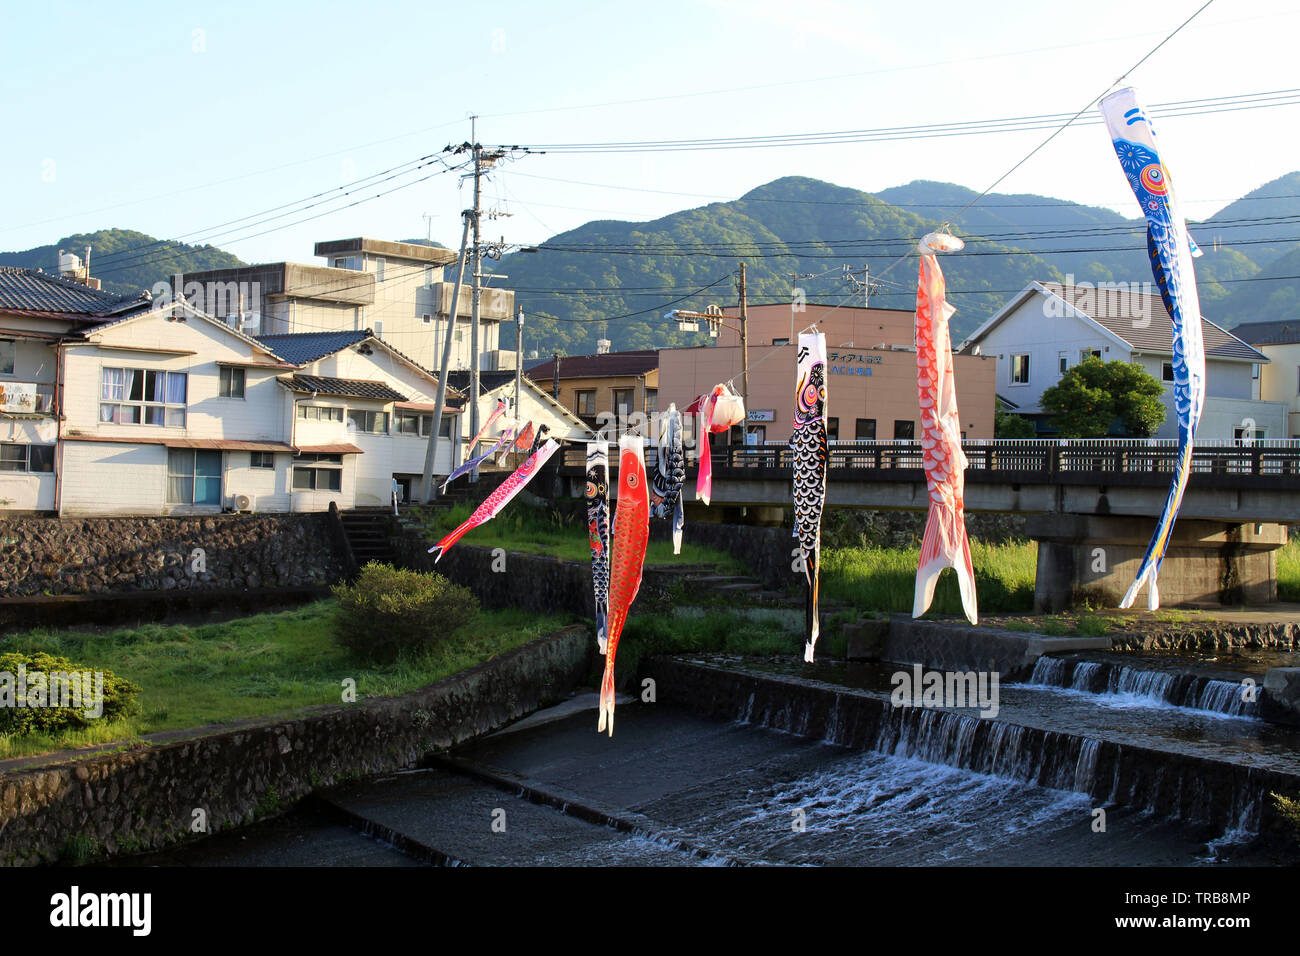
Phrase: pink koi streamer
[
  {"left": 428, "top": 439, "right": 560, "bottom": 561},
  {"left": 913, "top": 232, "right": 978, "bottom": 625}
]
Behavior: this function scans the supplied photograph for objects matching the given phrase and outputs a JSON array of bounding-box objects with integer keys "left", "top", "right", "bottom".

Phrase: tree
[
  {"left": 1039, "top": 357, "right": 1166, "bottom": 438},
  {"left": 994, "top": 399, "right": 1036, "bottom": 438}
]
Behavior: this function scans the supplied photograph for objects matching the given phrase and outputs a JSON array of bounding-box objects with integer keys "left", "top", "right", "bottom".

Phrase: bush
[
  {"left": 0, "top": 651, "right": 140, "bottom": 737},
  {"left": 332, "top": 562, "right": 479, "bottom": 662}
]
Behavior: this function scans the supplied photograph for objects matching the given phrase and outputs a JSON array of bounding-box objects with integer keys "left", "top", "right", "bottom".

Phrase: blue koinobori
[{"left": 1100, "top": 87, "right": 1207, "bottom": 610}]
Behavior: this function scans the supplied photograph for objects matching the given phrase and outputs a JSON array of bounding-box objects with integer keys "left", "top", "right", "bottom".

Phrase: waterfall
[{"left": 1029, "top": 656, "right": 1259, "bottom": 719}]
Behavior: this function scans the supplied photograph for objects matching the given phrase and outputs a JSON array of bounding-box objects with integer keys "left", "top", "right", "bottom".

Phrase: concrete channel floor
[{"left": 120, "top": 695, "right": 1296, "bottom": 868}]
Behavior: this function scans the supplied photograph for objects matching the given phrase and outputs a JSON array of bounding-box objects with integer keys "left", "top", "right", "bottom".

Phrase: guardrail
[{"left": 559, "top": 438, "right": 1300, "bottom": 481}]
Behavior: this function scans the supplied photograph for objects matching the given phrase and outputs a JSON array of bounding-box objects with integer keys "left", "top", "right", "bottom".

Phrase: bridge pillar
[{"left": 1026, "top": 514, "right": 1289, "bottom": 612}]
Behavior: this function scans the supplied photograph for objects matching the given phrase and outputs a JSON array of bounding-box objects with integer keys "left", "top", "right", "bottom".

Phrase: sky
[{"left": 3, "top": 0, "right": 1299, "bottom": 272}]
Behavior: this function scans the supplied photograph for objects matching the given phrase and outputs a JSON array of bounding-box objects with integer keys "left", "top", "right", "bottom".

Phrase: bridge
[
  {"left": 556, "top": 439, "right": 1300, "bottom": 611},
  {"left": 559, "top": 438, "right": 1300, "bottom": 521}
]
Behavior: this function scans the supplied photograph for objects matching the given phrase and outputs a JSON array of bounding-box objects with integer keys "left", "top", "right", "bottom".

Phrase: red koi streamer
[{"left": 598, "top": 435, "right": 650, "bottom": 737}]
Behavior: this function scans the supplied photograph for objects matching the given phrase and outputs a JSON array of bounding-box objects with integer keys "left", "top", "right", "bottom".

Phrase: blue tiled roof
[
  {"left": 0, "top": 267, "right": 144, "bottom": 316},
  {"left": 255, "top": 330, "right": 368, "bottom": 365}
]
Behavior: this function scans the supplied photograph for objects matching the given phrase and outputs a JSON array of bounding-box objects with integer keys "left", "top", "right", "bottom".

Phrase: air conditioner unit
[{"left": 233, "top": 493, "right": 255, "bottom": 513}]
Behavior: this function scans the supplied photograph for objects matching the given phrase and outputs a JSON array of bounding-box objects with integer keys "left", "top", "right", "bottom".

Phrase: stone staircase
[{"left": 340, "top": 508, "right": 398, "bottom": 566}]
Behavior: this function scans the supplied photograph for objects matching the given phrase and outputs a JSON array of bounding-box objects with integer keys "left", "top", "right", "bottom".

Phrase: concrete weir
[{"left": 643, "top": 656, "right": 1300, "bottom": 835}]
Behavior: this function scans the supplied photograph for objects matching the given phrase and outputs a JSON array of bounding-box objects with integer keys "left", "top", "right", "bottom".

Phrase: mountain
[
  {"left": 0, "top": 229, "right": 244, "bottom": 299},
  {"left": 9, "top": 173, "right": 1297, "bottom": 353},
  {"left": 501, "top": 174, "right": 1300, "bottom": 356},
  {"left": 1219, "top": 245, "right": 1300, "bottom": 327}
]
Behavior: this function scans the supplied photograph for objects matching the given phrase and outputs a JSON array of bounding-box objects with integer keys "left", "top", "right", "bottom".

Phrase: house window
[
  {"left": 576, "top": 390, "right": 597, "bottom": 416},
  {"left": 1234, "top": 425, "right": 1266, "bottom": 442},
  {"left": 374, "top": 320, "right": 385, "bottom": 339},
  {"left": 375, "top": 257, "right": 386, "bottom": 282},
  {"left": 0, "top": 341, "right": 14, "bottom": 375},
  {"left": 219, "top": 366, "right": 246, "bottom": 398},
  {"left": 1162, "top": 362, "right": 1175, "bottom": 382},
  {"left": 292, "top": 453, "right": 343, "bottom": 491},
  {"left": 1010, "top": 354, "right": 1030, "bottom": 385},
  {"left": 297, "top": 404, "right": 344, "bottom": 422},
  {"left": 100, "top": 368, "right": 187, "bottom": 426},
  {"left": 1080, "top": 348, "right": 1101, "bottom": 362},
  {"left": 1058, "top": 351, "right": 1068, "bottom": 374},
  {"left": 894, "top": 420, "right": 915, "bottom": 439},
  {"left": 167, "top": 449, "right": 222, "bottom": 505},
  {"left": 349, "top": 410, "right": 389, "bottom": 434},
  {"left": 250, "top": 451, "right": 275, "bottom": 469},
  {"left": 612, "top": 388, "right": 635, "bottom": 417},
  {"left": 772, "top": 337, "right": 790, "bottom": 346},
  {"left": 826, "top": 417, "right": 840, "bottom": 441},
  {"left": 398, "top": 413, "right": 452, "bottom": 438},
  {"left": 645, "top": 389, "right": 658, "bottom": 415},
  {"left": 0, "top": 443, "right": 54, "bottom": 473},
  {"left": 855, "top": 418, "right": 877, "bottom": 440},
  {"left": 333, "top": 256, "right": 362, "bottom": 270}
]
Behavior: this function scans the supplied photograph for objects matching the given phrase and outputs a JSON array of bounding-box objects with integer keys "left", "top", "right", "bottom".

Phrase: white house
[
  {"left": 444, "top": 370, "right": 594, "bottom": 462},
  {"left": 1231, "top": 321, "right": 1300, "bottom": 438},
  {"left": 1, "top": 265, "right": 464, "bottom": 515},
  {"left": 958, "top": 281, "right": 1286, "bottom": 439}
]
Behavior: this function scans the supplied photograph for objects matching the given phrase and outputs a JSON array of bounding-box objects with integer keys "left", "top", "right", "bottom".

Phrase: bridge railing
[{"left": 560, "top": 437, "right": 1300, "bottom": 480}]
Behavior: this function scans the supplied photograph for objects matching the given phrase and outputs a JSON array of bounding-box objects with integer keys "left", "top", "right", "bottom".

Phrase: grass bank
[
  {"left": 0, "top": 599, "right": 568, "bottom": 759},
  {"left": 820, "top": 540, "right": 1038, "bottom": 615},
  {"left": 415, "top": 501, "right": 743, "bottom": 570},
  {"left": 1279, "top": 538, "right": 1300, "bottom": 602}
]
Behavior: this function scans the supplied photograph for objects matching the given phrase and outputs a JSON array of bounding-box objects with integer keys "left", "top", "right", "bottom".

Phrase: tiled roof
[
  {"left": 255, "top": 328, "right": 458, "bottom": 395},
  {"left": 1040, "top": 282, "right": 1265, "bottom": 362},
  {"left": 1229, "top": 320, "right": 1300, "bottom": 346},
  {"left": 526, "top": 349, "right": 659, "bottom": 380},
  {"left": 255, "top": 330, "right": 369, "bottom": 365},
  {"left": 281, "top": 374, "right": 408, "bottom": 402},
  {"left": 0, "top": 267, "right": 145, "bottom": 316}
]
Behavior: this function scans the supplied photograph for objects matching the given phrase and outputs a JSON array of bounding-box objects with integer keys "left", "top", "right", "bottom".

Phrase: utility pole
[
  {"left": 863, "top": 264, "right": 869, "bottom": 308},
  {"left": 421, "top": 212, "right": 472, "bottom": 503},
  {"left": 738, "top": 261, "right": 749, "bottom": 445},
  {"left": 469, "top": 117, "right": 483, "bottom": 483},
  {"left": 514, "top": 307, "right": 524, "bottom": 421}
]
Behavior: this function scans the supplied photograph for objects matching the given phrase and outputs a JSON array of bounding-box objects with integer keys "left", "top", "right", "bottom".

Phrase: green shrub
[
  {"left": 332, "top": 562, "right": 479, "bottom": 662},
  {"left": 0, "top": 651, "right": 140, "bottom": 737}
]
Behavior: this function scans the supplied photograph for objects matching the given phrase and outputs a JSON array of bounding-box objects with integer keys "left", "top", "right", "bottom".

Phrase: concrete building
[
  {"left": 1231, "top": 321, "right": 1300, "bottom": 438},
  {"left": 659, "top": 303, "right": 997, "bottom": 444},
  {"left": 178, "top": 237, "right": 516, "bottom": 374},
  {"left": 525, "top": 350, "right": 659, "bottom": 433},
  {"left": 958, "top": 281, "right": 1285, "bottom": 439}
]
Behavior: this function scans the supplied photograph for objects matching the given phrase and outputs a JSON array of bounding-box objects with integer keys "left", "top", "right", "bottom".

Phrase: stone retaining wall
[
  {"left": 0, "top": 513, "right": 345, "bottom": 597},
  {"left": 0, "top": 624, "right": 592, "bottom": 865}
]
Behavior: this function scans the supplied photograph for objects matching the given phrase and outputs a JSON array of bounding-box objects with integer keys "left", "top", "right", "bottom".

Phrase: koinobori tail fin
[
  {"left": 803, "top": 551, "right": 820, "bottom": 662},
  {"left": 597, "top": 661, "right": 616, "bottom": 737},
  {"left": 427, "top": 519, "right": 473, "bottom": 563},
  {"left": 913, "top": 505, "right": 979, "bottom": 625}
]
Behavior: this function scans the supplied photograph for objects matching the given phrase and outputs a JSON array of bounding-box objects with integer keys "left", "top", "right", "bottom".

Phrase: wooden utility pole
[{"left": 738, "top": 261, "right": 749, "bottom": 444}]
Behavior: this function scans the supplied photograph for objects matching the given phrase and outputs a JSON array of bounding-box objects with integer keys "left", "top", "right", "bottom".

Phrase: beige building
[
  {"left": 1231, "top": 321, "right": 1300, "bottom": 437},
  {"left": 179, "top": 237, "right": 516, "bottom": 374},
  {"left": 525, "top": 350, "right": 660, "bottom": 432},
  {"left": 1, "top": 265, "right": 469, "bottom": 514},
  {"left": 660, "top": 303, "right": 996, "bottom": 443}
]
